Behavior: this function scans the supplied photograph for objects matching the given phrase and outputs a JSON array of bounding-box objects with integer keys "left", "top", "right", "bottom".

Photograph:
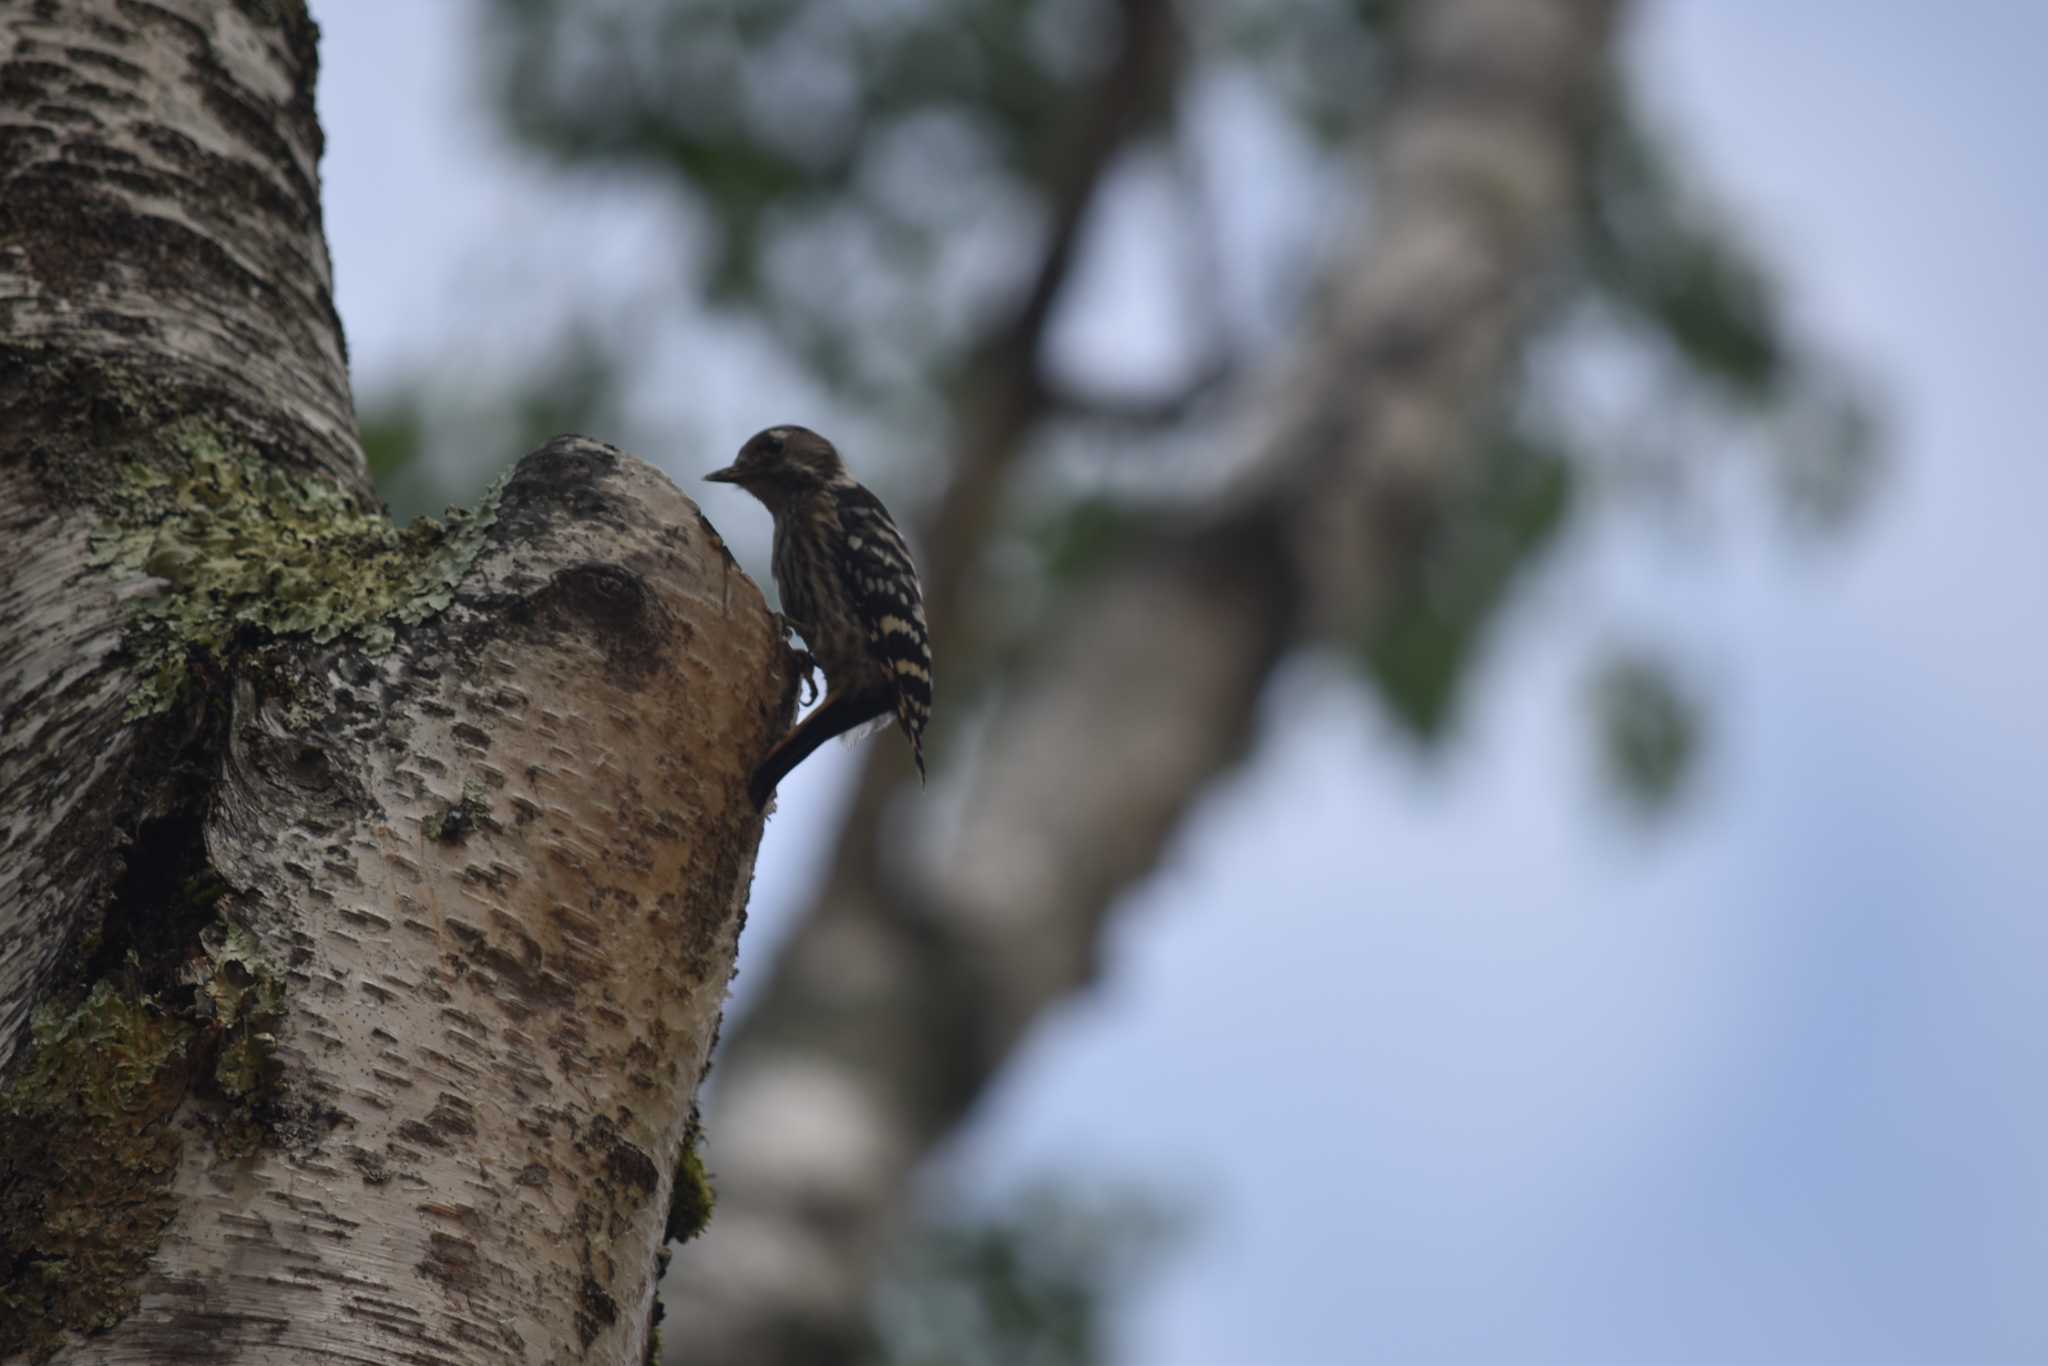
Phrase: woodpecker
[{"left": 706, "top": 425, "right": 932, "bottom": 807}]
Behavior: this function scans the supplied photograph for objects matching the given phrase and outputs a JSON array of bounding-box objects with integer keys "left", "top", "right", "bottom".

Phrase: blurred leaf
[
  {"left": 1359, "top": 427, "right": 1576, "bottom": 741},
  {"left": 1208, "top": 0, "right": 1395, "bottom": 145},
  {"left": 480, "top": 0, "right": 1132, "bottom": 322},
  {"left": 1029, "top": 494, "right": 1152, "bottom": 586},
  {"left": 871, "top": 1180, "right": 1185, "bottom": 1366},
  {"left": 359, "top": 390, "right": 457, "bottom": 525},
  {"left": 360, "top": 392, "right": 426, "bottom": 484},
  {"left": 503, "top": 328, "right": 627, "bottom": 454},
  {"left": 1772, "top": 367, "right": 1884, "bottom": 537},
  {"left": 1590, "top": 652, "right": 1702, "bottom": 814},
  {"left": 1584, "top": 107, "right": 1785, "bottom": 401},
  {"left": 357, "top": 330, "right": 625, "bottom": 525}
]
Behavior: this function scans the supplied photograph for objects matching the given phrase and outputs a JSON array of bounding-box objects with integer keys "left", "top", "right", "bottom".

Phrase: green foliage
[
  {"left": 359, "top": 330, "right": 623, "bottom": 523},
  {"left": 1591, "top": 652, "right": 1702, "bottom": 814},
  {"left": 1029, "top": 494, "right": 1153, "bottom": 587},
  {"left": 479, "top": 0, "right": 1170, "bottom": 394},
  {"left": 1359, "top": 426, "right": 1575, "bottom": 741},
  {"left": 871, "top": 1181, "right": 1183, "bottom": 1366},
  {"left": 361, "top": 390, "right": 428, "bottom": 486},
  {"left": 1209, "top": 0, "right": 1398, "bottom": 145},
  {"left": 475, "top": 328, "right": 629, "bottom": 462},
  {"left": 1770, "top": 367, "right": 1884, "bottom": 535},
  {"left": 1576, "top": 96, "right": 1882, "bottom": 553},
  {"left": 1583, "top": 110, "right": 1786, "bottom": 402},
  {"left": 358, "top": 389, "right": 447, "bottom": 525}
]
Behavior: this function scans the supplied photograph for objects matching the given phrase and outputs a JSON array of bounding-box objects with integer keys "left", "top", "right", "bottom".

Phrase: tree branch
[{"left": 1036, "top": 353, "right": 1236, "bottom": 431}]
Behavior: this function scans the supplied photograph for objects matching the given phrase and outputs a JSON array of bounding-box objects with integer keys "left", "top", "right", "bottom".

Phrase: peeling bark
[{"left": 2, "top": 6, "right": 786, "bottom": 1362}]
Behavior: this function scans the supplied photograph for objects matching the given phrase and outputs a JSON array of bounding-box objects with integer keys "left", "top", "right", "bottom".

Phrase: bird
[{"left": 705, "top": 425, "right": 931, "bottom": 808}]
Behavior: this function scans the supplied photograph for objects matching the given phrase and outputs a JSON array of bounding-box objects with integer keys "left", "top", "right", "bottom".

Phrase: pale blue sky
[{"left": 316, "top": 4, "right": 2048, "bottom": 1362}]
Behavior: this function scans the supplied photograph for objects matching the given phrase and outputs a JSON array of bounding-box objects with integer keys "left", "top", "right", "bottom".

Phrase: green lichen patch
[
  {"left": 0, "top": 983, "right": 195, "bottom": 1360},
  {"left": 85, "top": 419, "right": 502, "bottom": 718}
]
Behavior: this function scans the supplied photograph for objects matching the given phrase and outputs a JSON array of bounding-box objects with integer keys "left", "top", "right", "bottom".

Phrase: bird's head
[{"left": 706, "top": 425, "right": 845, "bottom": 506}]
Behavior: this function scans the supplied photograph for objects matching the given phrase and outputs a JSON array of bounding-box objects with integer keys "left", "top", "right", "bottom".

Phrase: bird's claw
[
  {"left": 773, "top": 612, "right": 820, "bottom": 705},
  {"left": 791, "top": 645, "right": 820, "bottom": 706}
]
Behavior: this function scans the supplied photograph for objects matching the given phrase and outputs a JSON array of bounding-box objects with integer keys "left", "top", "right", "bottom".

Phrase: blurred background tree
[{"left": 350, "top": 0, "right": 1880, "bottom": 1360}]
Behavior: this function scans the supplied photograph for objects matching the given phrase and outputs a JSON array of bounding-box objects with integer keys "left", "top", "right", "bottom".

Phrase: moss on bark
[
  {"left": 0, "top": 917, "right": 293, "bottom": 1358},
  {"left": 0, "top": 984, "right": 192, "bottom": 1360}
]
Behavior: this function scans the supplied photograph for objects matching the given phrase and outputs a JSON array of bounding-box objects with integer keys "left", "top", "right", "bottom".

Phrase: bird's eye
[{"left": 761, "top": 428, "right": 788, "bottom": 455}]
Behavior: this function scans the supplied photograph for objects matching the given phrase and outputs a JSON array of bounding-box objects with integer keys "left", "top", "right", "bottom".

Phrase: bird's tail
[
  {"left": 897, "top": 699, "right": 927, "bottom": 787},
  {"left": 750, "top": 687, "right": 891, "bottom": 809}
]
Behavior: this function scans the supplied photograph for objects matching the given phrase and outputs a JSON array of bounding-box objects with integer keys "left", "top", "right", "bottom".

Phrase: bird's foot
[
  {"left": 771, "top": 613, "right": 821, "bottom": 704},
  {"left": 790, "top": 644, "right": 820, "bottom": 706}
]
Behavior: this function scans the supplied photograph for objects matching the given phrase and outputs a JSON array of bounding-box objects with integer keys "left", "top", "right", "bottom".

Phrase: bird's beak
[{"left": 704, "top": 465, "right": 740, "bottom": 484}]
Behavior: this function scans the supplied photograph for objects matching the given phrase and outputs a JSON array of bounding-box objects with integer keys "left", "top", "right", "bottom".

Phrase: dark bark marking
[
  {"left": 493, "top": 437, "right": 629, "bottom": 548},
  {"left": 132, "top": 117, "right": 315, "bottom": 233},
  {"left": 577, "top": 1273, "right": 619, "bottom": 1349},
  {"left": 462, "top": 937, "right": 576, "bottom": 1016},
  {"left": 424, "top": 1092, "right": 477, "bottom": 1141},
  {"left": 0, "top": 168, "right": 267, "bottom": 300},
  {"left": 416, "top": 1231, "right": 484, "bottom": 1296},
  {"left": 393, "top": 1119, "right": 447, "bottom": 1152},
  {"left": 192, "top": 62, "right": 320, "bottom": 221},
  {"left": 592, "top": 1115, "right": 660, "bottom": 1198}
]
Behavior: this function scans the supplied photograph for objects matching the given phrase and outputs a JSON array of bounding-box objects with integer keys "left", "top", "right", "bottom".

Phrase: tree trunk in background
[
  {"left": 664, "top": 2, "right": 1627, "bottom": 1362},
  {"left": 1, "top": 5, "right": 785, "bottom": 1362}
]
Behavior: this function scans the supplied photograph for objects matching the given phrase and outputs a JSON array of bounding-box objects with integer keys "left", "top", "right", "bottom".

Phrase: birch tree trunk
[{"left": 0, "top": 5, "right": 786, "bottom": 1362}]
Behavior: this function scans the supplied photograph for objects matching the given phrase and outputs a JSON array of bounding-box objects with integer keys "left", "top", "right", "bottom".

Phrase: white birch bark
[{"left": 1, "top": 6, "right": 786, "bottom": 1362}]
